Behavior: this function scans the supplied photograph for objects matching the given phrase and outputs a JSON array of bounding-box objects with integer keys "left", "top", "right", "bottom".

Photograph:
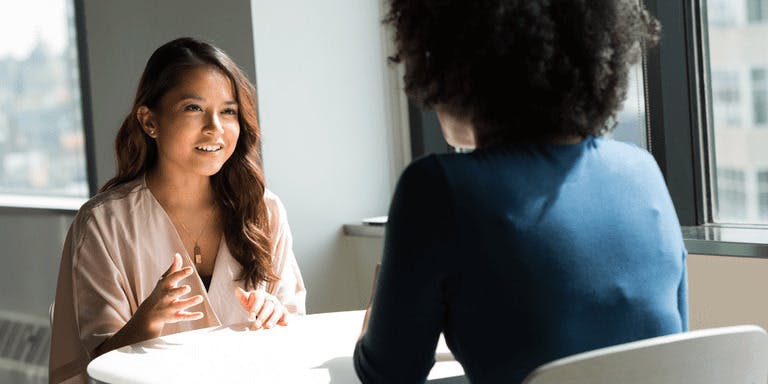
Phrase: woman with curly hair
[
  {"left": 354, "top": 1, "right": 687, "bottom": 382},
  {"left": 50, "top": 37, "right": 305, "bottom": 384}
]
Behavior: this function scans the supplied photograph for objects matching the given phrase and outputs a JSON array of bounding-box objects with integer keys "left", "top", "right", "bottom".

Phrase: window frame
[
  {"left": 645, "top": 0, "right": 712, "bottom": 227},
  {"left": 647, "top": 0, "right": 768, "bottom": 258}
]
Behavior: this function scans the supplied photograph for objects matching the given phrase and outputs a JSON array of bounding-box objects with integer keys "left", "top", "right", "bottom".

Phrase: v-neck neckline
[{"left": 141, "top": 174, "right": 225, "bottom": 301}]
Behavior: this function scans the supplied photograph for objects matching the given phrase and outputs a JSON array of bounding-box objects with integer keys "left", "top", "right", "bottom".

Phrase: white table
[{"left": 88, "top": 310, "right": 467, "bottom": 383}]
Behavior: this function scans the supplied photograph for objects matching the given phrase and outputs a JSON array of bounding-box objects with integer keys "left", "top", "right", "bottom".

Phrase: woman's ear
[{"left": 136, "top": 106, "right": 158, "bottom": 138}]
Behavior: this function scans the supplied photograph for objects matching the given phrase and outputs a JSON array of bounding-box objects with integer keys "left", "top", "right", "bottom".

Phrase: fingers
[
  {"left": 165, "top": 295, "right": 204, "bottom": 323},
  {"left": 163, "top": 253, "right": 183, "bottom": 277},
  {"left": 163, "top": 266, "right": 194, "bottom": 288},
  {"left": 234, "top": 289, "right": 287, "bottom": 328},
  {"left": 170, "top": 310, "right": 205, "bottom": 323},
  {"left": 172, "top": 252, "right": 183, "bottom": 272},
  {"left": 254, "top": 298, "right": 275, "bottom": 328},
  {"left": 172, "top": 294, "right": 204, "bottom": 311},
  {"left": 168, "top": 284, "right": 191, "bottom": 300},
  {"left": 277, "top": 308, "right": 290, "bottom": 326},
  {"left": 235, "top": 287, "right": 249, "bottom": 308},
  {"left": 261, "top": 302, "right": 283, "bottom": 328}
]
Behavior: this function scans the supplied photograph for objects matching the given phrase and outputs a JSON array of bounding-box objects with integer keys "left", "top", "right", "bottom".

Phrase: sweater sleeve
[{"left": 354, "top": 155, "right": 456, "bottom": 383}]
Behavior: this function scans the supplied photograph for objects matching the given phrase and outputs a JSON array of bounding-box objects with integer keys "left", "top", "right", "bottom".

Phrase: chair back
[{"left": 521, "top": 325, "right": 768, "bottom": 384}]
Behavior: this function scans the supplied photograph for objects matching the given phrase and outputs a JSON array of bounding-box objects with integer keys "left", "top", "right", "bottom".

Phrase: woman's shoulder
[
  {"left": 263, "top": 188, "right": 290, "bottom": 229},
  {"left": 593, "top": 136, "right": 656, "bottom": 162},
  {"left": 400, "top": 154, "right": 451, "bottom": 184},
  {"left": 74, "top": 177, "right": 147, "bottom": 224},
  {"left": 590, "top": 137, "right": 665, "bottom": 177}
]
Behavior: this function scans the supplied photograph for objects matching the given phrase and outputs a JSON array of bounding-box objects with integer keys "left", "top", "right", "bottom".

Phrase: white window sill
[
  {"left": 343, "top": 222, "right": 768, "bottom": 259},
  {"left": 0, "top": 194, "right": 87, "bottom": 213}
]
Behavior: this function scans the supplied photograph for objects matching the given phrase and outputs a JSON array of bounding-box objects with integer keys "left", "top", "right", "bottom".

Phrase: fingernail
[{"left": 248, "top": 312, "right": 256, "bottom": 322}]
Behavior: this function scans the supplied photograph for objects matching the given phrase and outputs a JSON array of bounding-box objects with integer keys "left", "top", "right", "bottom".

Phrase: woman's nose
[{"left": 204, "top": 112, "right": 225, "bottom": 134}]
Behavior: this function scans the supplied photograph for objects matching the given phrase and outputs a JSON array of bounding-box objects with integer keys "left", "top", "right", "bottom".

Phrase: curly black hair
[{"left": 386, "top": 0, "right": 661, "bottom": 147}]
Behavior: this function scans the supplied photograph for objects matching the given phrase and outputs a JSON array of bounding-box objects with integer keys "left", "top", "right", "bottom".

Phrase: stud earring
[{"left": 148, "top": 129, "right": 156, "bottom": 137}]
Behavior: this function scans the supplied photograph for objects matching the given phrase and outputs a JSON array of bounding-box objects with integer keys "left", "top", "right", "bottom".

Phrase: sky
[{"left": 0, "top": 0, "right": 68, "bottom": 59}]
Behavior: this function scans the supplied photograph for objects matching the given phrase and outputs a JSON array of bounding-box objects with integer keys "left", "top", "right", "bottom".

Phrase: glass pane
[
  {"left": 607, "top": 64, "right": 648, "bottom": 148},
  {"left": 0, "top": 0, "right": 88, "bottom": 200},
  {"left": 705, "top": 0, "right": 768, "bottom": 224}
]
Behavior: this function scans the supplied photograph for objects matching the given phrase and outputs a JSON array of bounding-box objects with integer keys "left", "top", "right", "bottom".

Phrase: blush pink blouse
[{"left": 49, "top": 177, "right": 306, "bottom": 384}]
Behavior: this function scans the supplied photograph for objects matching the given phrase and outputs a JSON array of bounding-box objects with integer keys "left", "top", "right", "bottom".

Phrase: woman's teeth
[{"left": 196, "top": 145, "right": 221, "bottom": 152}]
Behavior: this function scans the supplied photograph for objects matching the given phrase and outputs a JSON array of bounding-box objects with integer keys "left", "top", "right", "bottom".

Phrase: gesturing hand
[
  {"left": 235, "top": 287, "right": 289, "bottom": 329},
  {"left": 136, "top": 253, "right": 204, "bottom": 335}
]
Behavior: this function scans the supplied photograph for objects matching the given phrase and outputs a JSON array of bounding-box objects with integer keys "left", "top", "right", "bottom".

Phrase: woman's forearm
[{"left": 92, "top": 311, "right": 162, "bottom": 358}]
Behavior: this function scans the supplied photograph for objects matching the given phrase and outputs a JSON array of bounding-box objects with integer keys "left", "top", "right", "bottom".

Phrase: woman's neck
[
  {"left": 145, "top": 169, "right": 216, "bottom": 211},
  {"left": 547, "top": 134, "right": 585, "bottom": 145}
]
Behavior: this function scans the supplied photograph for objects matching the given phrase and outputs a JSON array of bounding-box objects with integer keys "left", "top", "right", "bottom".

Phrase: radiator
[{"left": 0, "top": 310, "right": 49, "bottom": 384}]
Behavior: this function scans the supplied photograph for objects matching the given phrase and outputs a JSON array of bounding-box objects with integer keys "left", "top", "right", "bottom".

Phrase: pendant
[{"left": 194, "top": 243, "right": 202, "bottom": 264}]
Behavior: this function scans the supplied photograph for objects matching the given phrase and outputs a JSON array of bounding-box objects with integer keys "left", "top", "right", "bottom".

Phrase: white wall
[
  {"left": 0, "top": 212, "right": 71, "bottom": 319},
  {"left": 251, "top": 0, "right": 397, "bottom": 312},
  {"left": 688, "top": 254, "right": 768, "bottom": 331}
]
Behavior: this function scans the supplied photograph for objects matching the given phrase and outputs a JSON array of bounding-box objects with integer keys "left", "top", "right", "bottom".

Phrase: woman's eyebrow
[{"left": 175, "top": 95, "right": 237, "bottom": 105}]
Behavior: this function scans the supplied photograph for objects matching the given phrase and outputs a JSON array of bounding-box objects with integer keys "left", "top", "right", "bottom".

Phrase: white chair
[
  {"left": 49, "top": 301, "right": 55, "bottom": 326},
  {"left": 521, "top": 325, "right": 768, "bottom": 384}
]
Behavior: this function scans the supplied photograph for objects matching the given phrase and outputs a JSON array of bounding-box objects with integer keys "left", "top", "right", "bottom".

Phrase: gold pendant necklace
[{"left": 174, "top": 204, "right": 217, "bottom": 264}]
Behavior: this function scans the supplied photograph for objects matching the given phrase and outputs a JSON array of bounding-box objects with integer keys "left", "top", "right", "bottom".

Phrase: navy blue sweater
[{"left": 354, "top": 137, "right": 688, "bottom": 383}]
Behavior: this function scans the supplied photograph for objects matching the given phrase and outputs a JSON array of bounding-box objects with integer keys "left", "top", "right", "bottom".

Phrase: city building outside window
[
  {"left": 747, "top": 0, "right": 768, "bottom": 23},
  {"left": 758, "top": 170, "right": 768, "bottom": 220},
  {"left": 716, "top": 168, "right": 747, "bottom": 221},
  {"left": 0, "top": 0, "right": 89, "bottom": 209},
  {"left": 706, "top": 0, "right": 768, "bottom": 224},
  {"left": 752, "top": 68, "right": 768, "bottom": 126},
  {"left": 711, "top": 70, "right": 742, "bottom": 128}
]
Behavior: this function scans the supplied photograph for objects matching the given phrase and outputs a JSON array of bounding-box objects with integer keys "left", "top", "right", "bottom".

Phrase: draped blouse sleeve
[
  {"left": 50, "top": 192, "right": 140, "bottom": 384},
  {"left": 265, "top": 189, "right": 307, "bottom": 315}
]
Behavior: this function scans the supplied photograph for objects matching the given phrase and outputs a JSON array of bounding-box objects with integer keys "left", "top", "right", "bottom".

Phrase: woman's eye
[
  {"left": 222, "top": 108, "right": 238, "bottom": 115},
  {"left": 184, "top": 104, "right": 203, "bottom": 112}
]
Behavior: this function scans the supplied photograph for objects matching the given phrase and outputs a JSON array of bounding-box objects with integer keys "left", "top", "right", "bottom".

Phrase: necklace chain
[{"left": 172, "top": 203, "right": 217, "bottom": 264}]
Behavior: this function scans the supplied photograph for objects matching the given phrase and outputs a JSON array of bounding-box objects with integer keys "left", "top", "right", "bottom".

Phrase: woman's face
[{"left": 139, "top": 65, "right": 240, "bottom": 179}]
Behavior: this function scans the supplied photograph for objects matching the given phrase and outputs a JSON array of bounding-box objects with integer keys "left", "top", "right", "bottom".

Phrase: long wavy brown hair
[{"left": 101, "top": 37, "right": 277, "bottom": 289}]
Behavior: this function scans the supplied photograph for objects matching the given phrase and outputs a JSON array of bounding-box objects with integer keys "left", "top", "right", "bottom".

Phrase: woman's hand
[
  {"left": 93, "top": 253, "right": 204, "bottom": 357},
  {"left": 235, "top": 287, "right": 289, "bottom": 329},
  {"left": 134, "top": 253, "right": 204, "bottom": 335}
]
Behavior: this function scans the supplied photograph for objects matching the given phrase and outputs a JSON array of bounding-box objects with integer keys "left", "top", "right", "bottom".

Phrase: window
[
  {"left": 715, "top": 168, "right": 747, "bottom": 221},
  {"left": 0, "top": 0, "right": 90, "bottom": 208},
  {"left": 758, "top": 171, "right": 768, "bottom": 220},
  {"left": 752, "top": 68, "right": 768, "bottom": 126},
  {"left": 748, "top": 0, "right": 768, "bottom": 23},
  {"left": 711, "top": 70, "right": 742, "bottom": 127},
  {"left": 701, "top": 0, "right": 768, "bottom": 225},
  {"left": 607, "top": 64, "right": 649, "bottom": 148},
  {"left": 707, "top": 0, "right": 738, "bottom": 26}
]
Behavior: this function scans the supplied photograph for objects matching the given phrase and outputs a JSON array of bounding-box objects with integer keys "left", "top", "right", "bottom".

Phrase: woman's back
[{"left": 356, "top": 137, "right": 686, "bottom": 383}]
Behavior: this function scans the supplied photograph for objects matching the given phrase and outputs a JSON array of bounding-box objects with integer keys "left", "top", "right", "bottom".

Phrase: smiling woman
[
  {"left": 49, "top": 37, "right": 306, "bottom": 384},
  {"left": 137, "top": 66, "right": 241, "bottom": 180}
]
